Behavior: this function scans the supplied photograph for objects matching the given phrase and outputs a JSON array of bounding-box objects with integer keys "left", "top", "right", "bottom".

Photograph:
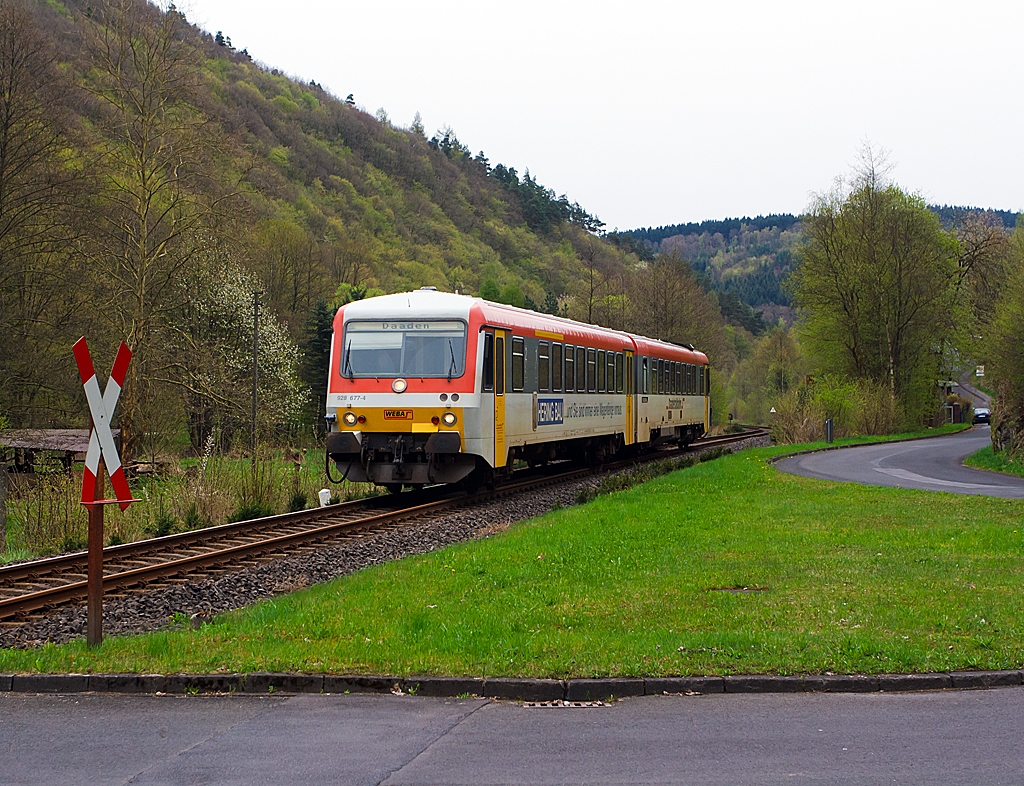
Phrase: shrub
[
  {"left": 854, "top": 381, "right": 903, "bottom": 435},
  {"left": 149, "top": 510, "right": 176, "bottom": 538},
  {"left": 229, "top": 502, "right": 274, "bottom": 523}
]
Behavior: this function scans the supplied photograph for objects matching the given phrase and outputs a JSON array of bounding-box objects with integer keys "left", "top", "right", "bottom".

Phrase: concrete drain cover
[{"left": 522, "top": 700, "right": 611, "bottom": 708}]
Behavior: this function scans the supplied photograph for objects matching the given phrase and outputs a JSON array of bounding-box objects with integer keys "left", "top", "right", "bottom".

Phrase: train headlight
[
  {"left": 441, "top": 411, "right": 457, "bottom": 427},
  {"left": 342, "top": 411, "right": 358, "bottom": 427},
  {"left": 392, "top": 378, "right": 407, "bottom": 393}
]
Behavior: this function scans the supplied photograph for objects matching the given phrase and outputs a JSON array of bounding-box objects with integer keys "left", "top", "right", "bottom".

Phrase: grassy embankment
[{"left": 4, "top": 423, "right": 1021, "bottom": 678}]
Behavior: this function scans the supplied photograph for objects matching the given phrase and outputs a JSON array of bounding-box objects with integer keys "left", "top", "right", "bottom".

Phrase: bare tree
[
  {"left": 625, "top": 253, "right": 725, "bottom": 360},
  {"left": 0, "top": 0, "right": 87, "bottom": 423},
  {"left": 953, "top": 211, "right": 1011, "bottom": 342},
  {"left": 85, "top": 0, "right": 230, "bottom": 459}
]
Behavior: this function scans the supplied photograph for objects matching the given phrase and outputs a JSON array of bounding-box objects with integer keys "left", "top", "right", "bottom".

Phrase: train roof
[{"left": 337, "top": 289, "right": 709, "bottom": 364}]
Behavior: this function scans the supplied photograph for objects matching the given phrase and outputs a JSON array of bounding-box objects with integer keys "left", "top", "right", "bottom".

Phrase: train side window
[
  {"left": 669, "top": 361, "right": 675, "bottom": 394},
  {"left": 701, "top": 366, "right": 707, "bottom": 395},
  {"left": 495, "top": 336, "right": 505, "bottom": 395},
  {"left": 650, "top": 359, "right": 657, "bottom": 394},
  {"left": 512, "top": 336, "right": 525, "bottom": 391},
  {"left": 641, "top": 357, "right": 649, "bottom": 394},
  {"left": 607, "top": 352, "right": 616, "bottom": 393},
  {"left": 676, "top": 363, "right": 682, "bottom": 394},
  {"left": 552, "top": 343, "right": 562, "bottom": 391},
  {"left": 655, "top": 359, "right": 662, "bottom": 394},
  {"left": 597, "top": 350, "right": 606, "bottom": 392},
  {"left": 483, "top": 333, "right": 494, "bottom": 392},
  {"left": 538, "top": 341, "right": 550, "bottom": 392},
  {"left": 576, "top": 346, "right": 586, "bottom": 392},
  {"left": 587, "top": 348, "right": 597, "bottom": 392},
  {"left": 564, "top": 345, "right": 574, "bottom": 391},
  {"left": 615, "top": 353, "right": 624, "bottom": 393},
  {"left": 689, "top": 364, "right": 694, "bottom": 395}
]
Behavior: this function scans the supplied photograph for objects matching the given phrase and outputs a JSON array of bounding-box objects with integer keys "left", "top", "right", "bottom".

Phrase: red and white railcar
[{"left": 325, "top": 288, "right": 710, "bottom": 490}]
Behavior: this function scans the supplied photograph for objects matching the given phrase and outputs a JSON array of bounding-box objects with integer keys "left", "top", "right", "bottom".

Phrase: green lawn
[{"left": 3, "top": 431, "right": 1022, "bottom": 678}]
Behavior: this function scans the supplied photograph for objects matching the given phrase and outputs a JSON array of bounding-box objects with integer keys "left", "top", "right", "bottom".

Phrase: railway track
[{"left": 0, "top": 427, "right": 766, "bottom": 625}]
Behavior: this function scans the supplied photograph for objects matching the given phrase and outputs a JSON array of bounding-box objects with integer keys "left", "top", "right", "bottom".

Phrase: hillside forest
[{"left": 1, "top": 0, "right": 1023, "bottom": 511}]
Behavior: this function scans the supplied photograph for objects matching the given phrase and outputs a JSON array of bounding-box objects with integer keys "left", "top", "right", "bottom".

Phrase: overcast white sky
[{"left": 183, "top": 0, "right": 1023, "bottom": 231}]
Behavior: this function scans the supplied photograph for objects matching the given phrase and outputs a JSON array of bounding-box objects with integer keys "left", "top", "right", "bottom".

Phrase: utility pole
[{"left": 0, "top": 461, "right": 7, "bottom": 556}]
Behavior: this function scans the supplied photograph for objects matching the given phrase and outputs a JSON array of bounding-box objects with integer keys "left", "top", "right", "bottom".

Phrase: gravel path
[{"left": 0, "top": 435, "right": 769, "bottom": 649}]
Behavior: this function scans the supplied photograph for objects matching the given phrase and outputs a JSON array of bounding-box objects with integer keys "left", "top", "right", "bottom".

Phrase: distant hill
[
  {"left": 0, "top": 0, "right": 640, "bottom": 438},
  {"left": 929, "top": 205, "right": 1018, "bottom": 230},
  {"left": 624, "top": 214, "right": 802, "bottom": 250},
  {"left": 616, "top": 205, "right": 1020, "bottom": 329},
  {"left": 611, "top": 216, "right": 803, "bottom": 333}
]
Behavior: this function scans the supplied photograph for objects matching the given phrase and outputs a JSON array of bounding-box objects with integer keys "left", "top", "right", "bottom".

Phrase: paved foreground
[{"left": 2, "top": 688, "right": 1022, "bottom": 785}]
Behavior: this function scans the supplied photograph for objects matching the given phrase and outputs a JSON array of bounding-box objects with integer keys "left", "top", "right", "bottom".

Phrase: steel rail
[{"left": 0, "top": 489, "right": 422, "bottom": 585}]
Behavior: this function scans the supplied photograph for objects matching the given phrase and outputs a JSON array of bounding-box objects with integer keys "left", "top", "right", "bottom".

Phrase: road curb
[
  {"left": 724, "top": 675, "right": 804, "bottom": 693},
  {"left": 405, "top": 676, "right": 485, "bottom": 697},
  {"left": 1, "top": 669, "right": 1021, "bottom": 698},
  {"left": 645, "top": 676, "right": 724, "bottom": 694},
  {"left": 566, "top": 678, "right": 645, "bottom": 701},
  {"left": 11, "top": 673, "right": 89, "bottom": 692},
  {"left": 482, "top": 677, "right": 564, "bottom": 701},
  {"left": 802, "top": 674, "right": 878, "bottom": 692}
]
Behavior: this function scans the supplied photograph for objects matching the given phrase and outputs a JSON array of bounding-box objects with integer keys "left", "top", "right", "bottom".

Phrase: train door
[
  {"left": 625, "top": 351, "right": 635, "bottom": 445},
  {"left": 493, "top": 330, "right": 507, "bottom": 468}
]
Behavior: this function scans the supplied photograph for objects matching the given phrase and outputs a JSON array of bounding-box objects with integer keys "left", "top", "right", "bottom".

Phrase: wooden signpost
[{"left": 73, "top": 338, "right": 138, "bottom": 646}]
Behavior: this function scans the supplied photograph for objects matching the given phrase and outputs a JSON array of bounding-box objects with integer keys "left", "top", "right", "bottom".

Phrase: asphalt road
[
  {"left": 955, "top": 373, "right": 992, "bottom": 409},
  {"left": 775, "top": 427, "right": 1024, "bottom": 499},
  {"left": 2, "top": 689, "right": 1023, "bottom": 785}
]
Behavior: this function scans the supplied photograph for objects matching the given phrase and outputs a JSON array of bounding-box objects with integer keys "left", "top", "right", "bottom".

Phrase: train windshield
[{"left": 341, "top": 320, "right": 467, "bottom": 378}]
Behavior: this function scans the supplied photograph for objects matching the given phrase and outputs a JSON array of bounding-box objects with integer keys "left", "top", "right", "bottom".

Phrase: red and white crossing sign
[{"left": 73, "top": 337, "right": 135, "bottom": 510}]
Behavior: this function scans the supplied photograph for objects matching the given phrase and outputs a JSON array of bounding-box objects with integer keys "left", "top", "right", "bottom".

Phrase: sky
[{"left": 182, "top": 0, "right": 1024, "bottom": 231}]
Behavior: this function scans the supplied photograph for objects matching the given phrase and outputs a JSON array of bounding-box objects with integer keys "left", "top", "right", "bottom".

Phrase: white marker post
[{"left": 73, "top": 338, "right": 138, "bottom": 646}]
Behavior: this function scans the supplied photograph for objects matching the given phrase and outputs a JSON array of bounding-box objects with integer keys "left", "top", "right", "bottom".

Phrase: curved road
[{"left": 776, "top": 426, "right": 1024, "bottom": 499}]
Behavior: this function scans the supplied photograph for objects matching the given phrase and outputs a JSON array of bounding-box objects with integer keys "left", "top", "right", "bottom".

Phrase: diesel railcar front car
[{"left": 325, "top": 289, "right": 710, "bottom": 490}]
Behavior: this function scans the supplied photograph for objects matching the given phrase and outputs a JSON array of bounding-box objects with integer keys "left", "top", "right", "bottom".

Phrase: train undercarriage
[{"left": 327, "top": 424, "right": 705, "bottom": 493}]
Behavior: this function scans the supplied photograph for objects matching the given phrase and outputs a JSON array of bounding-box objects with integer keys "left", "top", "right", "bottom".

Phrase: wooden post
[{"left": 87, "top": 457, "right": 104, "bottom": 647}]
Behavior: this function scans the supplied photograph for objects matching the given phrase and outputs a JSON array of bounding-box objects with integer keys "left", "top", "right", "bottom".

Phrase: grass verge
[
  {"left": 965, "top": 446, "right": 1024, "bottom": 479},
  {"left": 2, "top": 424, "right": 1020, "bottom": 678}
]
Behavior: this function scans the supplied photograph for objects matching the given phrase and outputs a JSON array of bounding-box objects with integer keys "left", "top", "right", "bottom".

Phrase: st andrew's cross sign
[{"left": 72, "top": 337, "right": 135, "bottom": 510}]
